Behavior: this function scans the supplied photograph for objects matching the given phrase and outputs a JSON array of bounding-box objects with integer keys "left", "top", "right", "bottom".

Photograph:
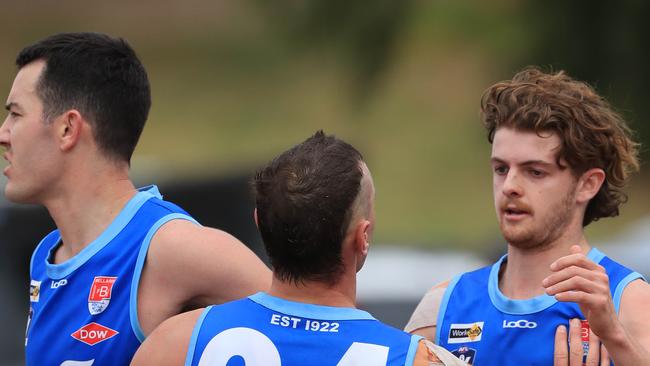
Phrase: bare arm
[
  {"left": 138, "top": 220, "right": 271, "bottom": 335},
  {"left": 130, "top": 309, "right": 202, "bottom": 366},
  {"left": 405, "top": 281, "right": 449, "bottom": 341}
]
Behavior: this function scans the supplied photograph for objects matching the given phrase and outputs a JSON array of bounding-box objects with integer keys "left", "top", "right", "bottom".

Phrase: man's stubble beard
[{"left": 500, "top": 188, "right": 577, "bottom": 252}]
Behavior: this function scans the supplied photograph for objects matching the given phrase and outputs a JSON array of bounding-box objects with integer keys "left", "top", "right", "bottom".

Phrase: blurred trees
[
  {"left": 255, "top": 0, "right": 414, "bottom": 104},
  {"left": 523, "top": 0, "right": 650, "bottom": 161}
]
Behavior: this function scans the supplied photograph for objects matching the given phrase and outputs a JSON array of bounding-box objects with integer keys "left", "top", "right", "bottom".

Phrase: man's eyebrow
[
  {"left": 5, "top": 102, "right": 17, "bottom": 111},
  {"left": 490, "top": 157, "right": 555, "bottom": 167},
  {"left": 520, "top": 160, "right": 555, "bottom": 167}
]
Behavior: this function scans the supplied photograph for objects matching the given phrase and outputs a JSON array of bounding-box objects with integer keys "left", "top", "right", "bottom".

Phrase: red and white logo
[
  {"left": 88, "top": 276, "right": 117, "bottom": 315},
  {"left": 70, "top": 323, "right": 118, "bottom": 346},
  {"left": 581, "top": 319, "right": 590, "bottom": 357}
]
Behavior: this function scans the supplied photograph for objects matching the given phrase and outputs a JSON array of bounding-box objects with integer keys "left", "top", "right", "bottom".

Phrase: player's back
[{"left": 187, "top": 292, "right": 421, "bottom": 366}]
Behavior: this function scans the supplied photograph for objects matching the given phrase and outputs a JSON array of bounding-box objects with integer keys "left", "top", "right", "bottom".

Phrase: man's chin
[
  {"left": 4, "top": 187, "right": 37, "bottom": 204},
  {"left": 501, "top": 229, "right": 537, "bottom": 250}
]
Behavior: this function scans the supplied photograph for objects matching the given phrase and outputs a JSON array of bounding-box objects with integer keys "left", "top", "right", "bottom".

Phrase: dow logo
[{"left": 71, "top": 323, "right": 118, "bottom": 346}]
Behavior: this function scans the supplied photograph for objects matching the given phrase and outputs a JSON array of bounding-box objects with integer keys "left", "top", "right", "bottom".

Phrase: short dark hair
[
  {"left": 481, "top": 67, "right": 640, "bottom": 226},
  {"left": 16, "top": 32, "right": 151, "bottom": 163},
  {"left": 254, "top": 131, "right": 365, "bottom": 284}
]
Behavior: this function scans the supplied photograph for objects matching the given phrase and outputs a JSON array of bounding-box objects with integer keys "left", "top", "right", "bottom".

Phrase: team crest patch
[
  {"left": 448, "top": 322, "right": 484, "bottom": 344},
  {"left": 30, "top": 280, "right": 41, "bottom": 302},
  {"left": 71, "top": 322, "right": 118, "bottom": 346},
  {"left": 88, "top": 276, "right": 117, "bottom": 315},
  {"left": 451, "top": 346, "right": 476, "bottom": 365}
]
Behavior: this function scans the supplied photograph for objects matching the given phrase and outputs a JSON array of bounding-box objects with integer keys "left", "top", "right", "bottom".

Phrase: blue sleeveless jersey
[
  {"left": 436, "top": 248, "right": 645, "bottom": 365},
  {"left": 25, "top": 185, "right": 197, "bottom": 366},
  {"left": 186, "top": 292, "right": 422, "bottom": 366}
]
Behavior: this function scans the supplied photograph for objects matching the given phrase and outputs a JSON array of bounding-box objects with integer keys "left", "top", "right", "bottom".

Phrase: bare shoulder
[
  {"left": 151, "top": 219, "right": 242, "bottom": 252},
  {"left": 619, "top": 278, "right": 650, "bottom": 343},
  {"left": 620, "top": 278, "right": 650, "bottom": 318},
  {"left": 130, "top": 309, "right": 204, "bottom": 366},
  {"left": 405, "top": 281, "right": 450, "bottom": 339},
  {"left": 148, "top": 220, "right": 265, "bottom": 267},
  {"left": 144, "top": 219, "right": 270, "bottom": 305}
]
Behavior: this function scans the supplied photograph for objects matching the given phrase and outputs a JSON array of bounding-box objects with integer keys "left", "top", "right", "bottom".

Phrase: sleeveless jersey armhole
[
  {"left": 405, "top": 335, "right": 424, "bottom": 366},
  {"left": 435, "top": 274, "right": 462, "bottom": 345},
  {"left": 129, "top": 213, "right": 200, "bottom": 342},
  {"left": 184, "top": 306, "right": 212, "bottom": 366},
  {"left": 613, "top": 272, "right": 646, "bottom": 314}
]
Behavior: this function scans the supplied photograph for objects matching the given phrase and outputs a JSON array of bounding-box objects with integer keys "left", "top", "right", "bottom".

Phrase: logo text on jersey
[
  {"left": 51, "top": 279, "right": 68, "bottom": 289},
  {"left": 451, "top": 346, "right": 476, "bottom": 365},
  {"left": 448, "top": 322, "right": 484, "bottom": 344},
  {"left": 502, "top": 319, "right": 537, "bottom": 329},
  {"left": 88, "top": 276, "right": 117, "bottom": 315},
  {"left": 581, "top": 319, "right": 590, "bottom": 362},
  {"left": 30, "top": 280, "right": 41, "bottom": 302},
  {"left": 71, "top": 323, "right": 118, "bottom": 346}
]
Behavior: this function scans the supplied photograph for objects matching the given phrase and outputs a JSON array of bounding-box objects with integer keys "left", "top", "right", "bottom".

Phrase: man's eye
[{"left": 530, "top": 169, "right": 544, "bottom": 177}]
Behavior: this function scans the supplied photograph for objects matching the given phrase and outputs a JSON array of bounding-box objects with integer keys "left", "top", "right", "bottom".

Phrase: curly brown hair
[{"left": 480, "top": 67, "right": 640, "bottom": 226}]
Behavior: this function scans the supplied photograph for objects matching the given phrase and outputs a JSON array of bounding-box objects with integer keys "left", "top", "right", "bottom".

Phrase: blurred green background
[{"left": 2, "top": 0, "right": 649, "bottom": 252}]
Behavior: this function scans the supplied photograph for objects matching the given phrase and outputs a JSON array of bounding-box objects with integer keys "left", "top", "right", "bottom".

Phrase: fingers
[
  {"left": 554, "top": 325, "right": 569, "bottom": 366},
  {"left": 543, "top": 246, "right": 612, "bottom": 313},
  {"left": 543, "top": 265, "right": 606, "bottom": 289},
  {"left": 569, "top": 319, "right": 583, "bottom": 366},
  {"left": 556, "top": 319, "right": 609, "bottom": 366},
  {"left": 569, "top": 244, "right": 582, "bottom": 255},
  {"left": 550, "top": 252, "right": 602, "bottom": 273},
  {"left": 544, "top": 270, "right": 609, "bottom": 296}
]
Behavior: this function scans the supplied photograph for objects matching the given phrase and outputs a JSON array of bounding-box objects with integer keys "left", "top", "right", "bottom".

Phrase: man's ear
[
  {"left": 58, "top": 110, "right": 84, "bottom": 152},
  {"left": 354, "top": 219, "right": 371, "bottom": 256},
  {"left": 576, "top": 168, "right": 606, "bottom": 204}
]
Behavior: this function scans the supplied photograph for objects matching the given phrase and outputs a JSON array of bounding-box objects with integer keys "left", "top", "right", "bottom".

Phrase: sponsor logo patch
[
  {"left": 88, "top": 276, "right": 117, "bottom": 315},
  {"left": 502, "top": 319, "right": 537, "bottom": 329},
  {"left": 451, "top": 346, "right": 476, "bottom": 365},
  {"left": 71, "top": 323, "right": 118, "bottom": 346},
  {"left": 581, "top": 319, "right": 590, "bottom": 363},
  {"left": 448, "top": 322, "right": 484, "bottom": 344},
  {"left": 30, "top": 280, "right": 41, "bottom": 302}
]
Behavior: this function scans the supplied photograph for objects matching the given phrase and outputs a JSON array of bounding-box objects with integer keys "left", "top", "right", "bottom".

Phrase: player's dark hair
[
  {"left": 481, "top": 67, "right": 640, "bottom": 226},
  {"left": 254, "top": 131, "right": 364, "bottom": 285},
  {"left": 16, "top": 32, "right": 151, "bottom": 163}
]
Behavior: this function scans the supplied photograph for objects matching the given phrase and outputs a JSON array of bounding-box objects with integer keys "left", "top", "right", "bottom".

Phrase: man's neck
[
  {"left": 45, "top": 172, "right": 137, "bottom": 263},
  {"left": 500, "top": 234, "right": 591, "bottom": 300},
  {"left": 268, "top": 274, "right": 357, "bottom": 308}
]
